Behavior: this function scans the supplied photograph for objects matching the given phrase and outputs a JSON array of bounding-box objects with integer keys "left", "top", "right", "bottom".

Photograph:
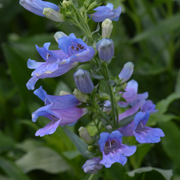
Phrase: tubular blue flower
[
  {"left": 19, "top": 0, "right": 59, "bottom": 17},
  {"left": 58, "top": 33, "right": 95, "bottom": 64},
  {"left": 26, "top": 42, "right": 77, "bottom": 90},
  {"left": 141, "top": 100, "right": 158, "bottom": 114},
  {"left": 82, "top": 157, "right": 103, "bottom": 174},
  {"left": 118, "top": 62, "right": 134, "bottom": 83},
  {"left": 119, "top": 111, "right": 165, "bottom": 143},
  {"left": 118, "top": 80, "right": 148, "bottom": 121},
  {"left": 89, "top": 3, "right": 121, "bottom": 22},
  {"left": 118, "top": 80, "right": 148, "bottom": 108},
  {"left": 32, "top": 86, "right": 87, "bottom": 137},
  {"left": 98, "top": 131, "right": 136, "bottom": 168},
  {"left": 73, "top": 69, "right": 94, "bottom": 94},
  {"left": 96, "top": 38, "right": 114, "bottom": 61}
]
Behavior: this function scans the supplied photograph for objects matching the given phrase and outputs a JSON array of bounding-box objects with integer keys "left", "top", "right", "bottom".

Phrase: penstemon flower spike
[{"left": 20, "top": 0, "right": 165, "bottom": 175}]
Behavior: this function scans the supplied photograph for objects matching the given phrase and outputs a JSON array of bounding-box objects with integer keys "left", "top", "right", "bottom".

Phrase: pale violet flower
[{"left": 89, "top": 3, "right": 121, "bottom": 22}]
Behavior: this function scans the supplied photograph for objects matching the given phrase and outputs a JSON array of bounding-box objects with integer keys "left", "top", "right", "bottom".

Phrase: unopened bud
[
  {"left": 54, "top": 31, "right": 67, "bottom": 43},
  {"left": 96, "top": 38, "right": 114, "bottom": 61},
  {"left": 62, "top": 0, "right": 71, "bottom": 8},
  {"left": 82, "top": 157, "right": 103, "bottom": 174},
  {"left": 118, "top": 62, "right": 134, "bottom": 83},
  {"left": 43, "top": 8, "right": 64, "bottom": 22},
  {"left": 73, "top": 88, "right": 89, "bottom": 103},
  {"left": 73, "top": 69, "right": 94, "bottom": 94},
  {"left": 78, "top": 127, "right": 93, "bottom": 144},
  {"left": 102, "top": 18, "right": 113, "bottom": 38}
]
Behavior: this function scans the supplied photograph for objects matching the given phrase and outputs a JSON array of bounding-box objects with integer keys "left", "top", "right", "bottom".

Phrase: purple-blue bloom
[
  {"left": 27, "top": 33, "right": 95, "bottom": 90},
  {"left": 141, "top": 100, "right": 158, "bottom": 114},
  {"left": 118, "top": 80, "right": 148, "bottom": 121},
  {"left": 98, "top": 130, "right": 136, "bottom": 168},
  {"left": 119, "top": 111, "right": 165, "bottom": 143},
  {"left": 82, "top": 157, "right": 103, "bottom": 174},
  {"left": 58, "top": 33, "right": 95, "bottom": 64},
  {"left": 26, "top": 42, "right": 77, "bottom": 90},
  {"left": 118, "top": 62, "right": 134, "bottom": 83},
  {"left": 32, "top": 86, "right": 87, "bottom": 137},
  {"left": 73, "top": 69, "right": 94, "bottom": 94},
  {"left": 19, "top": 0, "right": 59, "bottom": 17},
  {"left": 89, "top": 3, "right": 121, "bottom": 22},
  {"left": 96, "top": 38, "right": 114, "bottom": 61}
]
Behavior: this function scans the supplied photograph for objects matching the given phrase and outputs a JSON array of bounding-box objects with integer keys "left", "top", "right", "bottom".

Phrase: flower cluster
[{"left": 20, "top": 0, "right": 165, "bottom": 175}]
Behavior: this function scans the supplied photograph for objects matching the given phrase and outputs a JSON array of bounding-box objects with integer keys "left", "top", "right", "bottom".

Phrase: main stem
[{"left": 102, "top": 63, "right": 118, "bottom": 129}]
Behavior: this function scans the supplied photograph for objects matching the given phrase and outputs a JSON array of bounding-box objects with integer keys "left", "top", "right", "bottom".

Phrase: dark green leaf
[
  {"left": 16, "top": 147, "right": 71, "bottom": 173},
  {"left": 118, "top": 114, "right": 136, "bottom": 127},
  {"left": 159, "top": 121, "right": 180, "bottom": 170},
  {"left": 131, "top": 13, "right": 180, "bottom": 43},
  {"left": 63, "top": 127, "right": 93, "bottom": 158},
  {"left": 0, "top": 158, "right": 31, "bottom": 180},
  {"left": 91, "top": 70, "right": 104, "bottom": 80},
  {"left": 127, "top": 167, "right": 173, "bottom": 180}
]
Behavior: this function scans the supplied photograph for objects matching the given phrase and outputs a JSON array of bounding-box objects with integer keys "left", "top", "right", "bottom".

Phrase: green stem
[{"left": 101, "top": 63, "right": 118, "bottom": 129}]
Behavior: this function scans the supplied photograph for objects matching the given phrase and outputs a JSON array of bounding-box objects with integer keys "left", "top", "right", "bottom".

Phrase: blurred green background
[{"left": 1, "top": 0, "right": 180, "bottom": 179}]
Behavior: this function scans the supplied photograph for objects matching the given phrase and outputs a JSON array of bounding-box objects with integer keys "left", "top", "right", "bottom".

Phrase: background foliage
[{"left": 1, "top": 0, "right": 180, "bottom": 179}]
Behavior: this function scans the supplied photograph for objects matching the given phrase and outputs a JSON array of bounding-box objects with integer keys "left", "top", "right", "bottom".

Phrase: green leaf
[
  {"left": 175, "top": 70, "right": 180, "bottom": 93},
  {"left": 118, "top": 114, "right": 136, "bottom": 127},
  {"left": 91, "top": 70, "right": 104, "bottom": 80},
  {"left": 16, "top": 147, "right": 71, "bottom": 173},
  {"left": 157, "top": 92, "right": 180, "bottom": 114},
  {"left": 131, "top": 13, "right": 180, "bottom": 43},
  {"left": 159, "top": 121, "right": 180, "bottom": 170},
  {"left": 129, "top": 144, "right": 153, "bottom": 169},
  {"left": 0, "top": 158, "right": 31, "bottom": 180},
  {"left": 2, "top": 44, "right": 34, "bottom": 104},
  {"left": 127, "top": 167, "right": 173, "bottom": 180},
  {"left": 62, "top": 150, "right": 80, "bottom": 160},
  {"left": 63, "top": 127, "right": 93, "bottom": 158},
  {"left": 0, "top": 131, "right": 15, "bottom": 153}
]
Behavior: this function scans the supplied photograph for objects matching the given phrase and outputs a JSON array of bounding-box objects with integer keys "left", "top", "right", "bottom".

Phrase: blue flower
[
  {"left": 26, "top": 33, "right": 95, "bottom": 90},
  {"left": 118, "top": 80, "right": 148, "bottom": 121},
  {"left": 98, "top": 130, "right": 136, "bottom": 168},
  {"left": 89, "top": 3, "right": 121, "bottom": 22},
  {"left": 141, "top": 100, "right": 158, "bottom": 114},
  {"left": 26, "top": 42, "right": 77, "bottom": 90},
  {"left": 32, "top": 86, "right": 87, "bottom": 137},
  {"left": 96, "top": 38, "right": 114, "bottom": 61},
  {"left": 82, "top": 157, "right": 103, "bottom": 174},
  {"left": 73, "top": 69, "right": 94, "bottom": 94},
  {"left": 119, "top": 111, "right": 165, "bottom": 143},
  {"left": 118, "top": 62, "right": 134, "bottom": 83},
  {"left": 58, "top": 33, "right": 95, "bottom": 64},
  {"left": 19, "top": 0, "right": 59, "bottom": 17}
]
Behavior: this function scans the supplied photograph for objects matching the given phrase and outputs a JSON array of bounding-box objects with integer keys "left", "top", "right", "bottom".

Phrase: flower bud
[
  {"left": 73, "top": 88, "right": 89, "bottom": 103},
  {"left": 78, "top": 127, "right": 93, "bottom": 144},
  {"left": 73, "top": 69, "right": 94, "bottom": 94},
  {"left": 54, "top": 31, "right": 67, "bottom": 43},
  {"left": 62, "top": 0, "right": 71, "bottom": 8},
  {"left": 82, "top": 157, "right": 103, "bottom": 174},
  {"left": 118, "top": 62, "right": 134, "bottom": 83},
  {"left": 43, "top": 8, "right": 64, "bottom": 22},
  {"left": 96, "top": 38, "right": 114, "bottom": 61},
  {"left": 102, "top": 18, "right": 113, "bottom": 38}
]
